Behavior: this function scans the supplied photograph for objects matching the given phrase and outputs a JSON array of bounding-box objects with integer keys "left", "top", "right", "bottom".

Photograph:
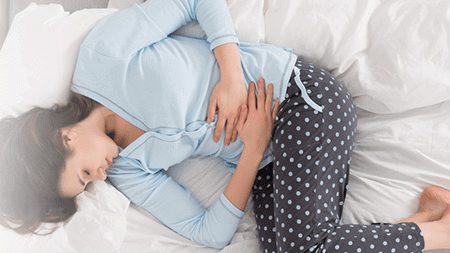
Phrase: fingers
[
  {"left": 224, "top": 117, "right": 235, "bottom": 146},
  {"left": 207, "top": 98, "right": 217, "bottom": 123},
  {"left": 214, "top": 116, "right": 226, "bottom": 143},
  {"left": 235, "top": 105, "right": 247, "bottom": 132},
  {"left": 265, "top": 83, "right": 274, "bottom": 113},
  {"left": 215, "top": 111, "right": 239, "bottom": 145},
  {"left": 231, "top": 115, "right": 239, "bottom": 142},
  {"left": 257, "top": 78, "right": 265, "bottom": 110},
  {"left": 272, "top": 98, "right": 280, "bottom": 122},
  {"left": 264, "top": 82, "right": 279, "bottom": 122},
  {"left": 211, "top": 79, "right": 279, "bottom": 144},
  {"left": 231, "top": 127, "right": 238, "bottom": 142},
  {"left": 248, "top": 82, "right": 256, "bottom": 112}
]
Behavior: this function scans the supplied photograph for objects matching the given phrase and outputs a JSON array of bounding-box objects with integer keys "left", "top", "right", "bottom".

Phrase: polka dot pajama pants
[{"left": 252, "top": 60, "right": 425, "bottom": 253}]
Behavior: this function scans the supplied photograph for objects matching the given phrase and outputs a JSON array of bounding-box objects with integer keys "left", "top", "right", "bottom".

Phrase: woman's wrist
[
  {"left": 242, "top": 145, "right": 265, "bottom": 162},
  {"left": 213, "top": 43, "right": 243, "bottom": 78},
  {"left": 220, "top": 60, "right": 244, "bottom": 80},
  {"left": 223, "top": 146, "right": 262, "bottom": 211},
  {"left": 220, "top": 70, "right": 244, "bottom": 83}
]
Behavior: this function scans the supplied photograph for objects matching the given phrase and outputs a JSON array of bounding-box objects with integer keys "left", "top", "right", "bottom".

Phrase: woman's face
[{"left": 58, "top": 123, "right": 119, "bottom": 198}]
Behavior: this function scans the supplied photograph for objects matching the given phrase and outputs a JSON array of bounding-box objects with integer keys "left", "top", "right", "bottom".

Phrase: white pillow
[
  {"left": 0, "top": 3, "right": 116, "bottom": 120},
  {"left": 264, "top": 0, "right": 450, "bottom": 114},
  {"left": 0, "top": 4, "right": 131, "bottom": 252}
]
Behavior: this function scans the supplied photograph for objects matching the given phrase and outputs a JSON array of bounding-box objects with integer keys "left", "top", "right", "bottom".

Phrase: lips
[{"left": 106, "top": 158, "right": 113, "bottom": 169}]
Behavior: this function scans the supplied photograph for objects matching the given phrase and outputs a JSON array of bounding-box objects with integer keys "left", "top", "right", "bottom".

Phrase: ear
[{"left": 61, "top": 128, "right": 78, "bottom": 144}]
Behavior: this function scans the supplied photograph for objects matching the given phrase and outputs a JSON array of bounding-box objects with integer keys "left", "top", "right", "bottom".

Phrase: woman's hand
[
  {"left": 236, "top": 78, "right": 280, "bottom": 155},
  {"left": 207, "top": 73, "right": 248, "bottom": 146},
  {"left": 223, "top": 78, "right": 279, "bottom": 211},
  {"left": 207, "top": 43, "right": 247, "bottom": 146}
]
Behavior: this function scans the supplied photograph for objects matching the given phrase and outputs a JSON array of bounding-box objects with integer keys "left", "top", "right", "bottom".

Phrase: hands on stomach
[{"left": 236, "top": 78, "right": 280, "bottom": 155}]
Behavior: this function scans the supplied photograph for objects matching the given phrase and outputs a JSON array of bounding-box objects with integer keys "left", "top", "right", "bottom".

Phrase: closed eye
[
  {"left": 78, "top": 176, "right": 86, "bottom": 187},
  {"left": 84, "top": 170, "right": 90, "bottom": 176}
]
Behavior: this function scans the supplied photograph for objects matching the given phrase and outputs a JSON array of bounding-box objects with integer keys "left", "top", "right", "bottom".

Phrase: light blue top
[{"left": 72, "top": 0, "right": 296, "bottom": 249}]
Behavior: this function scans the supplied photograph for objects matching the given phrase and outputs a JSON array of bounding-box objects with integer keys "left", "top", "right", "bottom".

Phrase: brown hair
[{"left": 0, "top": 92, "right": 99, "bottom": 234}]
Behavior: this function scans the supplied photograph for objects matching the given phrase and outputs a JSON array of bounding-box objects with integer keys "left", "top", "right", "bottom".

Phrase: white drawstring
[{"left": 293, "top": 66, "right": 323, "bottom": 113}]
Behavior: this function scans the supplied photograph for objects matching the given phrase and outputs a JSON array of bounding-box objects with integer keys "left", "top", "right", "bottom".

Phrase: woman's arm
[
  {"left": 82, "top": 0, "right": 238, "bottom": 57},
  {"left": 80, "top": 0, "right": 246, "bottom": 145},
  {"left": 106, "top": 79, "right": 279, "bottom": 249},
  {"left": 207, "top": 43, "right": 248, "bottom": 146},
  {"left": 224, "top": 79, "right": 280, "bottom": 210},
  {"left": 107, "top": 156, "right": 245, "bottom": 249}
]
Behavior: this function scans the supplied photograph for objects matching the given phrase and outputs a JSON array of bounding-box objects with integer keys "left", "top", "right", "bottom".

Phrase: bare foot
[
  {"left": 396, "top": 186, "right": 450, "bottom": 224},
  {"left": 434, "top": 204, "right": 450, "bottom": 249},
  {"left": 419, "top": 186, "right": 450, "bottom": 221},
  {"left": 419, "top": 205, "right": 450, "bottom": 250}
]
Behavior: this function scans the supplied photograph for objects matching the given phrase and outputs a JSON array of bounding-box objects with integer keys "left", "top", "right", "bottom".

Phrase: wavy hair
[{"left": 0, "top": 92, "right": 99, "bottom": 234}]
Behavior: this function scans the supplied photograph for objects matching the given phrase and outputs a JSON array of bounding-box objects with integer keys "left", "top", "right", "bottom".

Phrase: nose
[{"left": 92, "top": 167, "right": 107, "bottom": 181}]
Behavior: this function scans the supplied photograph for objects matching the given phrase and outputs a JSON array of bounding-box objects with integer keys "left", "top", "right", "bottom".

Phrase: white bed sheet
[
  {"left": 121, "top": 156, "right": 261, "bottom": 253},
  {"left": 1, "top": 0, "right": 450, "bottom": 252},
  {"left": 0, "top": 0, "right": 109, "bottom": 49}
]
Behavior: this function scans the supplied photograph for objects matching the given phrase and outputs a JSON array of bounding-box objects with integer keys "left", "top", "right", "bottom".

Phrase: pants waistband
[{"left": 293, "top": 66, "right": 323, "bottom": 113}]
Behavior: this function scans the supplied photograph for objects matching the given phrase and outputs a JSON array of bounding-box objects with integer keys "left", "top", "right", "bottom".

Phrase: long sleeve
[
  {"left": 72, "top": 0, "right": 296, "bottom": 247},
  {"left": 106, "top": 156, "right": 244, "bottom": 249},
  {"left": 81, "top": 0, "right": 238, "bottom": 58}
]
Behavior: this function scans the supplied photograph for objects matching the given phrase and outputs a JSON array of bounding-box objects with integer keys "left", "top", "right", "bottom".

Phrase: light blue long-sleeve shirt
[{"left": 72, "top": 0, "right": 296, "bottom": 249}]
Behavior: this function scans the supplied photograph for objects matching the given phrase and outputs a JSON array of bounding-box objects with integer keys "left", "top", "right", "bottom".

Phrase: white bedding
[{"left": 1, "top": 0, "right": 450, "bottom": 252}]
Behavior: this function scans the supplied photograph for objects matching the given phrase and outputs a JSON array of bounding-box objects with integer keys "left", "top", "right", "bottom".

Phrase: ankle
[
  {"left": 397, "top": 211, "right": 438, "bottom": 224},
  {"left": 418, "top": 219, "right": 450, "bottom": 250},
  {"left": 421, "top": 210, "right": 444, "bottom": 222}
]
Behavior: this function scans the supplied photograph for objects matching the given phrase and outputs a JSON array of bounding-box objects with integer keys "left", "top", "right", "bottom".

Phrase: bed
[{"left": 0, "top": 0, "right": 449, "bottom": 252}]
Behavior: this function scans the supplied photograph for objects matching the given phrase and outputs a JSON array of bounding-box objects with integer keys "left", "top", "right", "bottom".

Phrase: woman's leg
[
  {"left": 253, "top": 60, "right": 425, "bottom": 252},
  {"left": 399, "top": 186, "right": 450, "bottom": 223},
  {"left": 413, "top": 206, "right": 450, "bottom": 250},
  {"left": 253, "top": 162, "right": 277, "bottom": 251},
  {"left": 397, "top": 186, "right": 450, "bottom": 250}
]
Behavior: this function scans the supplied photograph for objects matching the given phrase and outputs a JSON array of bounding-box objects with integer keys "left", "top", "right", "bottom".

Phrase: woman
[{"left": 1, "top": 0, "right": 450, "bottom": 251}]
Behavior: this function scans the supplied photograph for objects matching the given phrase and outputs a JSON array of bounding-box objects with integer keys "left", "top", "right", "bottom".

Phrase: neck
[
  {"left": 96, "top": 106, "right": 116, "bottom": 135},
  {"left": 79, "top": 106, "right": 116, "bottom": 137},
  {"left": 89, "top": 106, "right": 145, "bottom": 148}
]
